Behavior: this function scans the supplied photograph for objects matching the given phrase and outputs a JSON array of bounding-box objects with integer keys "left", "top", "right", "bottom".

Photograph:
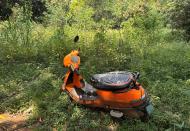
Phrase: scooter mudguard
[{"left": 145, "top": 103, "right": 154, "bottom": 115}]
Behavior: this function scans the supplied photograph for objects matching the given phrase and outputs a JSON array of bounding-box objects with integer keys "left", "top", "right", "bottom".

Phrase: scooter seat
[{"left": 90, "top": 71, "right": 134, "bottom": 91}]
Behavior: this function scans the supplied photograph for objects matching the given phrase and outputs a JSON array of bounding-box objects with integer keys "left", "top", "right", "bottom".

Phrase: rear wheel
[
  {"left": 140, "top": 111, "right": 150, "bottom": 122},
  {"left": 140, "top": 103, "right": 153, "bottom": 122}
]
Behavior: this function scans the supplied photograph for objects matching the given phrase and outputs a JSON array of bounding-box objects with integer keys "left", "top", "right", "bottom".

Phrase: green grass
[
  {"left": 0, "top": 4, "right": 190, "bottom": 129},
  {"left": 0, "top": 40, "right": 190, "bottom": 130}
]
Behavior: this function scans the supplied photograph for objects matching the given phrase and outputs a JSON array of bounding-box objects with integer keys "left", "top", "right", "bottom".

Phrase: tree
[
  {"left": 0, "top": 0, "right": 47, "bottom": 22},
  {"left": 169, "top": 0, "right": 190, "bottom": 41}
]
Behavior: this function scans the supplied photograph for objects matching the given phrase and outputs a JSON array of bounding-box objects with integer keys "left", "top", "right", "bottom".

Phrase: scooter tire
[{"left": 140, "top": 112, "right": 150, "bottom": 122}]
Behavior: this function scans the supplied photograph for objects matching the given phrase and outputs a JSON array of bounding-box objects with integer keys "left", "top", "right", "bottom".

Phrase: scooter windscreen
[{"left": 90, "top": 71, "right": 134, "bottom": 91}]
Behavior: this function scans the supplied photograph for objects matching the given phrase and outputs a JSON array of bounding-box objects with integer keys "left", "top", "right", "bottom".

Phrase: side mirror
[{"left": 74, "top": 35, "right": 79, "bottom": 43}]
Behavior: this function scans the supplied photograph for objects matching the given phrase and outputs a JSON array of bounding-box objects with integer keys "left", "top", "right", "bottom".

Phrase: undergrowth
[{"left": 0, "top": 1, "right": 190, "bottom": 130}]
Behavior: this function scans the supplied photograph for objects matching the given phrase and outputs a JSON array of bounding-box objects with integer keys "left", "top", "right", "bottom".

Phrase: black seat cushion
[{"left": 90, "top": 71, "right": 134, "bottom": 91}]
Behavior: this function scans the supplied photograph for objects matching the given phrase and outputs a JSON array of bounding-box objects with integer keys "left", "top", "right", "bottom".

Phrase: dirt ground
[{"left": 0, "top": 113, "right": 32, "bottom": 131}]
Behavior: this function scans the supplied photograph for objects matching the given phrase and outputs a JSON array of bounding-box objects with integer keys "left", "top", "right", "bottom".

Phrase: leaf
[
  {"left": 173, "top": 121, "right": 185, "bottom": 129},
  {"left": 182, "top": 90, "right": 190, "bottom": 97}
]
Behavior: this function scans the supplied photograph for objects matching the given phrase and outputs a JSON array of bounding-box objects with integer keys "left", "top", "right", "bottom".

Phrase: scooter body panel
[
  {"left": 62, "top": 49, "right": 153, "bottom": 119},
  {"left": 64, "top": 71, "right": 146, "bottom": 109}
]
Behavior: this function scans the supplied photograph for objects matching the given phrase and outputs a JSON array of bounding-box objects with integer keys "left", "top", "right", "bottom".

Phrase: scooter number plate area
[{"left": 146, "top": 104, "right": 153, "bottom": 115}]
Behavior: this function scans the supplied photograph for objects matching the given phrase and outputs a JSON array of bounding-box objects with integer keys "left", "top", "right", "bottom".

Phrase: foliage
[
  {"left": 0, "top": 0, "right": 47, "bottom": 22},
  {"left": 0, "top": 0, "right": 190, "bottom": 130},
  {"left": 168, "top": 0, "right": 190, "bottom": 41}
]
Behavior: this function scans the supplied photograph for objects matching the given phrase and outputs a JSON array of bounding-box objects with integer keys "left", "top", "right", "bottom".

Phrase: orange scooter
[{"left": 61, "top": 36, "right": 153, "bottom": 120}]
